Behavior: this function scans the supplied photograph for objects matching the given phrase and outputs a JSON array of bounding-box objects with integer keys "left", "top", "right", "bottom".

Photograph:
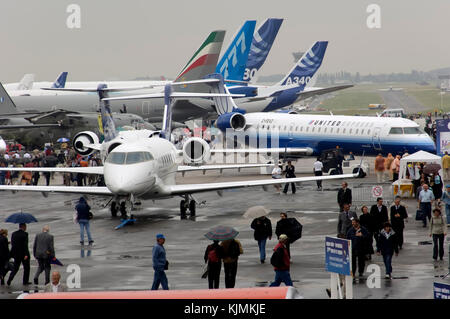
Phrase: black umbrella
[
  {"left": 205, "top": 226, "right": 239, "bottom": 241},
  {"left": 423, "top": 163, "right": 441, "bottom": 175}
]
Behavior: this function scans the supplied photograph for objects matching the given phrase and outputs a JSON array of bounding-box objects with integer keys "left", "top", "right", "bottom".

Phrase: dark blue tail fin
[
  {"left": 243, "top": 18, "right": 283, "bottom": 82},
  {"left": 97, "top": 84, "right": 118, "bottom": 142},
  {"left": 51, "top": 72, "right": 68, "bottom": 88}
]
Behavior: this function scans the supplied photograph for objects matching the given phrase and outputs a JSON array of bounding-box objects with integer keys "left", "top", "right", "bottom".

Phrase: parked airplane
[
  {"left": 0, "top": 80, "right": 357, "bottom": 218},
  {"left": 0, "top": 83, "right": 155, "bottom": 146},
  {"left": 7, "top": 72, "right": 68, "bottom": 97},
  {"left": 210, "top": 74, "right": 436, "bottom": 158}
]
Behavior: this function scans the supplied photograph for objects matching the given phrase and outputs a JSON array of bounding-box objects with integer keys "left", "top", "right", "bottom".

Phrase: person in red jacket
[{"left": 269, "top": 234, "right": 292, "bottom": 287}]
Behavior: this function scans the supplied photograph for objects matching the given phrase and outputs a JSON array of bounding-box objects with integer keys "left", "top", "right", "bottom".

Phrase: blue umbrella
[
  {"left": 49, "top": 257, "right": 63, "bottom": 266},
  {"left": 57, "top": 137, "right": 70, "bottom": 143},
  {"left": 5, "top": 212, "right": 38, "bottom": 224}
]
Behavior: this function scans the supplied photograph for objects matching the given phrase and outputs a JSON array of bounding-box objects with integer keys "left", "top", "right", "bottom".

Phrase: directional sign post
[{"left": 325, "top": 236, "right": 353, "bottom": 299}]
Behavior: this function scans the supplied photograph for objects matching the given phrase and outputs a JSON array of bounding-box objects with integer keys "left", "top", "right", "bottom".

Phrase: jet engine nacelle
[
  {"left": 216, "top": 112, "right": 246, "bottom": 132},
  {"left": 275, "top": 110, "right": 298, "bottom": 114},
  {"left": 73, "top": 131, "right": 99, "bottom": 156},
  {"left": 182, "top": 137, "right": 211, "bottom": 165}
]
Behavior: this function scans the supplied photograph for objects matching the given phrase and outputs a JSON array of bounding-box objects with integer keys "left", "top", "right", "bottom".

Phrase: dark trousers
[
  {"left": 351, "top": 250, "right": 366, "bottom": 276},
  {"left": 269, "top": 270, "right": 293, "bottom": 287},
  {"left": 393, "top": 172, "right": 399, "bottom": 181},
  {"left": 34, "top": 257, "right": 51, "bottom": 284},
  {"left": 393, "top": 227, "right": 404, "bottom": 248},
  {"left": 8, "top": 256, "right": 30, "bottom": 285},
  {"left": 432, "top": 234, "right": 445, "bottom": 260},
  {"left": 151, "top": 268, "right": 169, "bottom": 290},
  {"left": 420, "top": 202, "right": 432, "bottom": 226},
  {"left": 44, "top": 172, "right": 50, "bottom": 186},
  {"left": 382, "top": 254, "right": 393, "bottom": 275},
  {"left": 283, "top": 181, "right": 296, "bottom": 194},
  {"left": 207, "top": 262, "right": 221, "bottom": 289},
  {"left": 224, "top": 261, "right": 238, "bottom": 288},
  {"left": 315, "top": 171, "right": 323, "bottom": 188}
]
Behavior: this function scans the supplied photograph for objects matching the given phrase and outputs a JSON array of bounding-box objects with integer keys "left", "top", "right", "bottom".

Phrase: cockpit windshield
[
  {"left": 389, "top": 127, "right": 424, "bottom": 135},
  {"left": 106, "top": 151, "right": 153, "bottom": 165}
]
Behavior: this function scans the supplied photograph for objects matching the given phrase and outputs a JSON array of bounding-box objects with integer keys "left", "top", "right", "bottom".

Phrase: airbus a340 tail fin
[{"left": 277, "top": 41, "right": 328, "bottom": 88}]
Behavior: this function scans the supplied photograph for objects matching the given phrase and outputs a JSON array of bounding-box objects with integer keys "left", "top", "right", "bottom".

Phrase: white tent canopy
[{"left": 398, "top": 150, "right": 442, "bottom": 180}]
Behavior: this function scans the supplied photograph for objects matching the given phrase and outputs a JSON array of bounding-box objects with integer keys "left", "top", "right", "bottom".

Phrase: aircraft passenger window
[
  {"left": 403, "top": 127, "right": 422, "bottom": 134},
  {"left": 337, "top": 128, "right": 340, "bottom": 133},
  {"left": 349, "top": 129, "right": 352, "bottom": 134},
  {"left": 300, "top": 127, "right": 303, "bottom": 132},
  {"left": 306, "top": 127, "right": 309, "bottom": 132},
  {"left": 389, "top": 127, "right": 403, "bottom": 134},
  {"left": 106, "top": 152, "right": 126, "bottom": 165},
  {"left": 312, "top": 127, "right": 315, "bottom": 132},
  {"left": 361, "top": 129, "right": 364, "bottom": 134},
  {"left": 318, "top": 127, "right": 321, "bottom": 132},
  {"left": 330, "top": 128, "right": 333, "bottom": 133},
  {"left": 343, "top": 128, "right": 346, "bottom": 133},
  {"left": 355, "top": 129, "right": 359, "bottom": 134},
  {"left": 367, "top": 130, "right": 371, "bottom": 135},
  {"left": 324, "top": 128, "right": 327, "bottom": 133}
]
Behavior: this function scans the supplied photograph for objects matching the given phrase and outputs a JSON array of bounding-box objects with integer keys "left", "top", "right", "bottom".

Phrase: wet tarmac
[{"left": 0, "top": 161, "right": 448, "bottom": 299}]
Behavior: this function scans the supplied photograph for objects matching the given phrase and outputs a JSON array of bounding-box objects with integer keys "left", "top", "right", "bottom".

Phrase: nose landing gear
[{"left": 180, "top": 194, "right": 196, "bottom": 218}]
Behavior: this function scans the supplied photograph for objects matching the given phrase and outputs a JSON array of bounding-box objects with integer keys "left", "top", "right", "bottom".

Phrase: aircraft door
[
  {"left": 372, "top": 127, "right": 382, "bottom": 150},
  {"left": 288, "top": 122, "right": 295, "bottom": 139},
  {"left": 141, "top": 101, "right": 150, "bottom": 116}
]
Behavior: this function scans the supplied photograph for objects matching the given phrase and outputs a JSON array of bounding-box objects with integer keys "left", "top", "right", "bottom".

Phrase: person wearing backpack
[
  {"left": 203, "top": 240, "right": 223, "bottom": 289},
  {"left": 220, "top": 238, "right": 243, "bottom": 288},
  {"left": 269, "top": 234, "right": 292, "bottom": 287}
]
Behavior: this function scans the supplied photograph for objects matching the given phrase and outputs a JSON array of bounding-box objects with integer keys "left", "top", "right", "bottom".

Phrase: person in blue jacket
[
  {"left": 75, "top": 197, "right": 93, "bottom": 245},
  {"left": 151, "top": 233, "right": 169, "bottom": 290}
]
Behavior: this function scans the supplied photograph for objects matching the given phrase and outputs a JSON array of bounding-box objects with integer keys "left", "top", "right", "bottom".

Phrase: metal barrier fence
[{"left": 352, "top": 185, "right": 394, "bottom": 211}]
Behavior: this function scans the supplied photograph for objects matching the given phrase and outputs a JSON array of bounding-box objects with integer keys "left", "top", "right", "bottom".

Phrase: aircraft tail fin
[
  {"left": 161, "top": 84, "right": 173, "bottom": 141},
  {"left": 51, "top": 72, "right": 68, "bottom": 88},
  {"left": 277, "top": 41, "right": 328, "bottom": 88},
  {"left": 0, "top": 82, "right": 19, "bottom": 114},
  {"left": 244, "top": 18, "right": 283, "bottom": 82},
  {"left": 97, "top": 84, "right": 118, "bottom": 142},
  {"left": 205, "top": 73, "right": 240, "bottom": 116},
  {"left": 174, "top": 30, "right": 225, "bottom": 92},
  {"left": 16, "top": 74, "right": 35, "bottom": 90},
  {"left": 215, "top": 20, "right": 256, "bottom": 81}
]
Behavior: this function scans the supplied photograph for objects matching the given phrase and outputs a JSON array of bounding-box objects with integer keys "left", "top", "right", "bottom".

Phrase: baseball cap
[{"left": 156, "top": 233, "right": 165, "bottom": 240}]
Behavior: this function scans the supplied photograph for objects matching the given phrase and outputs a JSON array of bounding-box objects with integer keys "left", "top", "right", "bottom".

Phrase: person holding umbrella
[
  {"left": 206, "top": 226, "right": 242, "bottom": 289},
  {"left": 7, "top": 223, "right": 31, "bottom": 286}
]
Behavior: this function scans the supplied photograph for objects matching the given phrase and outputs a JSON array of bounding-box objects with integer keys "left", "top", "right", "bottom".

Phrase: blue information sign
[
  {"left": 436, "top": 119, "right": 450, "bottom": 156},
  {"left": 434, "top": 282, "right": 450, "bottom": 299},
  {"left": 325, "top": 236, "right": 351, "bottom": 276}
]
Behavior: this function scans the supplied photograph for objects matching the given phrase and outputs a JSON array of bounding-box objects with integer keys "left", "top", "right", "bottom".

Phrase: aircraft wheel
[
  {"left": 120, "top": 202, "right": 127, "bottom": 218},
  {"left": 111, "top": 201, "right": 118, "bottom": 217},
  {"left": 353, "top": 167, "right": 366, "bottom": 178},
  {"left": 180, "top": 200, "right": 187, "bottom": 217},
  {"left": 189, "top": 200, "right": 196, "bottom": 216},
  {"left": 330, "top": 169, "right": 338, "bottom": 175}
]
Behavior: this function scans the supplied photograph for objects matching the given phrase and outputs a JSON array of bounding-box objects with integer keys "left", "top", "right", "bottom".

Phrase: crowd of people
[
  {"left": 0, "top": 143, "right": 103, "bottom": 187},
  {"left": 336, "top": 180, "right": 447, "bottom": 281}
]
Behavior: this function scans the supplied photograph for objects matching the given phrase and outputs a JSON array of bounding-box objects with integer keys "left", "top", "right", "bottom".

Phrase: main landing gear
[
  {"left": 110, "top": 197, "right": 136, "bottom": 229},
  {"left": 180, "top": 194, "right": 196, "bottom": 218}
]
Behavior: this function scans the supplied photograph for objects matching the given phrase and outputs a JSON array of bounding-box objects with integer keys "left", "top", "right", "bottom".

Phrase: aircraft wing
[
  {"left": 295, "top": 85, "right": 354, "bottom": 101},
  {"left": 0, "top": 185, "right": 112, "bottom": 196},
  {"left": 211, "top": 148, "right": 314, "bottom": 155},
  {"left": 0, "top": 167, "right": 104, "bottom": 174},
  {"left": 166, "top": 173, "right": 357, "bottom": 195},
  {"left": 177, "top": 163, "right": 273, "bottom": 173}
]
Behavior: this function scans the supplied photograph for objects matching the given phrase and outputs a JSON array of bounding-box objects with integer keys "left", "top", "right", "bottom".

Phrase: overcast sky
[{"left": 1, "top": 0, "right": 449, "bottom": 82}]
